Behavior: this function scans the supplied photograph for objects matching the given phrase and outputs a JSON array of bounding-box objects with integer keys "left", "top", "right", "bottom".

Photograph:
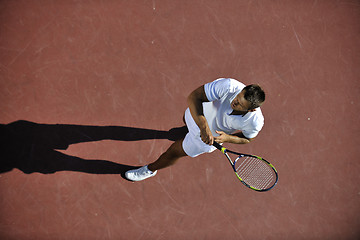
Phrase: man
[{"left": 125, "top": 78, "right": 265, "bottom": 181}]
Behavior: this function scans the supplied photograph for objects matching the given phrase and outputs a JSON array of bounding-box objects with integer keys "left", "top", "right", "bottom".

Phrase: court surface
[{"left": 1, "top": 1, "right": 359, "bottom": 239}]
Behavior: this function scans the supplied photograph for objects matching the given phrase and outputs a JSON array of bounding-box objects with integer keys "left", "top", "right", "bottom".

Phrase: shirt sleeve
[
  {"left": 204, "top": 78, "right": 231, "bottom": 102},
  {"left": 242, "top": 114, "right": 264, "bottom": 139}
]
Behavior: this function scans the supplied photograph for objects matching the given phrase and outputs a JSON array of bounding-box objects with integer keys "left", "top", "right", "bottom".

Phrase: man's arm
[
  {"left": 214, "top": 130, "right": 254, "bottom": 144},
  {"left": 187, "top": 85, "right": 214, "bottom": 145}
]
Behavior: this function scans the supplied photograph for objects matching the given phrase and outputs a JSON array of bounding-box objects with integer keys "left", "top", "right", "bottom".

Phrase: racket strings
[{"left": 235, "top": 156, "right": 276, "bottom": 190}]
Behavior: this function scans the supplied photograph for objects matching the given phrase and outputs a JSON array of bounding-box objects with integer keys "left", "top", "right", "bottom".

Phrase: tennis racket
[{"left": 213, "top": 141, "right": 278, "bottom": 192}]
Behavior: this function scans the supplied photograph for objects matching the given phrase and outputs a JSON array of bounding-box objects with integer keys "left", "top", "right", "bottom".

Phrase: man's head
[{"left": 231, "top": 84, "right": 265, "bottom": 112}]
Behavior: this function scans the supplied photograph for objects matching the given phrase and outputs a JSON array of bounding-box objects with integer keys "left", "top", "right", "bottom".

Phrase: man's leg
[
  {"left": 125, "top": 138, "right": 187, "bottom": 181},
  {"left": 148, "top": 138, "right": 187, "bottom": 172}
]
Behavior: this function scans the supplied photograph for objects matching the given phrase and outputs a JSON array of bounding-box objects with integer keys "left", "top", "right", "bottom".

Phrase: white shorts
[{"left": 182, "top": 108, "right": 217, "bottom": 157}]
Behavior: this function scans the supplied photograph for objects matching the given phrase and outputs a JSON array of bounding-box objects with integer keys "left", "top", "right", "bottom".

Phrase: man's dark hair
[{"left": 243, "top": 84, "right": 265, "bottom": 110}]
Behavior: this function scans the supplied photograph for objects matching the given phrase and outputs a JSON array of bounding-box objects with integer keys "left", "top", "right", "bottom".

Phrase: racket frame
[{"left": 213, "top": 142, "right": 278, "bottom": 192}]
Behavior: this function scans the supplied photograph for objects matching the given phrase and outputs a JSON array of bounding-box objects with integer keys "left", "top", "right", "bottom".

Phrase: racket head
[{"left": 232, "top": 153, "right": 278, "bottom": 192}]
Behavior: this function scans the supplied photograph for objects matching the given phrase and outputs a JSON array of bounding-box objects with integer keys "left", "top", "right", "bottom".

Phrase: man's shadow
[{"left": 0, "top": 120, "right": 188, "bottom": 180}]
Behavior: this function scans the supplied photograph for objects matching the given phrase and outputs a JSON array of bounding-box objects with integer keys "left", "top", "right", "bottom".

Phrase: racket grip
[{"left": 213, "top": 141, "right": 223, "bottom": 150}]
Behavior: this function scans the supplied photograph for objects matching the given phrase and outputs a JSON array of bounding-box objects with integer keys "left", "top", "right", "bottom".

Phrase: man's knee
[{"left": 168, "top": 139, "right": 187, "bottom": 158}]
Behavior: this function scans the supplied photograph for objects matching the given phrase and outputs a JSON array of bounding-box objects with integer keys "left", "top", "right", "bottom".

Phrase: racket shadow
[{"left": 0, "top": 120, "right": 188, "bottom": 180}]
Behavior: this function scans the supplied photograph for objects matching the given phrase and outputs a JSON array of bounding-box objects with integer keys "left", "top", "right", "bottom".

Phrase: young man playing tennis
[{"left": 125, "top": 78, "right": 265, "bottom": 181}]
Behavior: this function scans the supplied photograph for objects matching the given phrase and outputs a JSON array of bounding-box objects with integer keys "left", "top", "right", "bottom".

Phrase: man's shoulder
[
  {"left": 226, "top": 78, "right": 245, "bottom": 92},
  {"left": 250, "top": 108, "right": 264, "bottom": 126},
  {"left": 205, "top": 78, "right": 245, "bottom": 101}
]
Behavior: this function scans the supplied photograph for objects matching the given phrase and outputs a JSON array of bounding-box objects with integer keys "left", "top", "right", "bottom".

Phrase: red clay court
[{"left": 1, "top": 1, "right": 359, "bottom": 239}]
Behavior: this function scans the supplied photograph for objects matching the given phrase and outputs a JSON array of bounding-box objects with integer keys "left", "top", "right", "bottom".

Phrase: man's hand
[
  {"left": 200, "top": 126, "right": 214, "bottom": 145},
  {"left": 214, "top": 131, "right": 230, "bottom": 143}
]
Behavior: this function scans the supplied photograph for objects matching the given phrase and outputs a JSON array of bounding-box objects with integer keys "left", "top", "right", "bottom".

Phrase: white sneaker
[{"left": 125, "top": 165, "right": 157, "bottom": 181}]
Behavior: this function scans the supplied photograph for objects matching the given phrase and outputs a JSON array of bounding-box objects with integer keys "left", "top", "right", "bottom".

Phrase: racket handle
[{"left": 213, "top": 141, "right": 223, "bottom": 150}]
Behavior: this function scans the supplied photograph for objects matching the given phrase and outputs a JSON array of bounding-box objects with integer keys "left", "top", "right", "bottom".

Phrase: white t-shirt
[{"left": 203, "top": 78, "right": 264, "bottom": 139}]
